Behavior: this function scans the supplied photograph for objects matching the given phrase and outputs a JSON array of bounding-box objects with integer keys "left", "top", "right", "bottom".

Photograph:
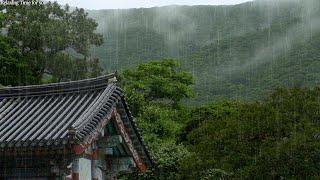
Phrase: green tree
[
  {"left": 0, "top": 11, "right": 34, "bottom": 86},
  {"left": 180, "top": 88, "right": 320, "bottom": 179},
  {"left": 122, "top": 59, "right": 194, "bottom": 113},
  {"left": 46, "top": 52, "right": 87, "bottom": 82},
  {"left": 120, "top": 59, "right": 194, "bottom": 179},
  {"left": 4, "top": 1, "right": 103, "bottom": 83},
  {"left": 179, "top": 101, "right": 241, "bottom": 143}
]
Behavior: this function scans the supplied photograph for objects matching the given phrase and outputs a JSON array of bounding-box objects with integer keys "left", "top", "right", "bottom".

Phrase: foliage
[
  {"left": 137, "top": 105, "right": 182, "bottom": 141},
  {"left": 180, "top": 87, "right": 320, "bottom": 179},
  {"left": 0, "top": 11, "right": 34, "bottom": 86},
  {"left": 3, "top": 1, "right": 103, "bottom": 83},
  {"left": 120, "top": 59, "right": 194, "bottom": 179},
  {"left": 179, "top": 101, "right": 241, "bottom": 143},
  {"left": 1, "top": 2, "right": 319, "bottom": 179},
  {"left": 89, "top": 0, "right": 320, "bottom": 103},
  {"left": 0, "top": 35, "right": 35, "bottom": 86},
  {"left": 119, "top": 141, "right": 189, "bottom": 180},
  {"left": 46, "top": 52, "right": 84, "bottom": 82},
  {"left": 122, "top": 59, "right": 194, "bottom": 112}
]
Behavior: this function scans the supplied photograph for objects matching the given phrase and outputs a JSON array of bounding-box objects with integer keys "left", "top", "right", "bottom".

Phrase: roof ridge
[{"left": 0, "top": 73, "right": 117, "bottom": 98}]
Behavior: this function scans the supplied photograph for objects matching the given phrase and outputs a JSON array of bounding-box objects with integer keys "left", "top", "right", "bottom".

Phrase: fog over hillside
[
  {"left": 2, "top": 1, "right": 320, "bottom": 179},
  {"left": 88, "top": 0, "right": 320, "bottom": 102}
]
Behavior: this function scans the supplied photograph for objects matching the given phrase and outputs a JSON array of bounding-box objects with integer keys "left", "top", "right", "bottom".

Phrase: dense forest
[
  {"left": 1, "top": 0, "right": 320, "bottom": 179},
  {"left": 89, "top": 0, "right": 320, "bottom": 102},
  {"left": 118, "top": 60, "right": 320, "bottom": 179}
]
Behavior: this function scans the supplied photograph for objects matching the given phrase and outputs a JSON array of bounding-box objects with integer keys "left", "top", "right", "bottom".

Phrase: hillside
[
  {"left": 88, "top": 0, "right": 320, "bottom": 103},
  {"left": 1, "top": 1, "right": 320, "bottom": 178}
]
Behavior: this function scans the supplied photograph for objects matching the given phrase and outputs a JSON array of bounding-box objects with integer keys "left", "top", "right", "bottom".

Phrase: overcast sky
[{"left": 51, "top": 0, "right": 253, "bottom": 10}]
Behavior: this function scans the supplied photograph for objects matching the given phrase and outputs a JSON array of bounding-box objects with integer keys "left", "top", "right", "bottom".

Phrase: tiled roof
[{"left": 0, "top": 74, "right": 153, "bottom": 165}]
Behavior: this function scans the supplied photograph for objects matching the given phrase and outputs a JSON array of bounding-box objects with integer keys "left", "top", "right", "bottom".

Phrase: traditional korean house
[{"left": 0, "top": 74, "right": 153, "bottom": 179}]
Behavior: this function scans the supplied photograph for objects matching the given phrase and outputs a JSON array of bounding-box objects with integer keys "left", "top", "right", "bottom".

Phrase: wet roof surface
[{"left": 0, "top": 74, "right": 121, "bottom": 148}]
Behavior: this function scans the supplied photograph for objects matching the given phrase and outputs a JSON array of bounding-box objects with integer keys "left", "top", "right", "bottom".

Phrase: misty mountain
[{"left": 88, "top": 0, "right": 320, "bottom": 103}]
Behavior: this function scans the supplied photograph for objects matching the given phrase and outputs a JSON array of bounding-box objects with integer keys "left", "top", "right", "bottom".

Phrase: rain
[{"left": 0, "top": 0, "right": 320, "bottom": 179}]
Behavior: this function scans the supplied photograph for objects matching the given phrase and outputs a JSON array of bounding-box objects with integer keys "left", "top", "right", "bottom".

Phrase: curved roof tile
[{"left": 0, "top": 74, "right": 153, "bottom": 166}]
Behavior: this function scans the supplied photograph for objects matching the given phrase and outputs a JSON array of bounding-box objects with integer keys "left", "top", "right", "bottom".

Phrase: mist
[
  {"left": 220, "top": 0, "right": 320, "bottom": 75},
  {"left": 87, "top": 0, "right": 320, "bottom": 101}
]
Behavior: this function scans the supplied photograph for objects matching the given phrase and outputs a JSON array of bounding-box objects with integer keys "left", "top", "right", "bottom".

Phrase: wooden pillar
[
  {"left": 72, "top": 159, "right": 79, "bottom": 180},
  {"left": 92, "top": 149, "right": 100, "bottom": 180}
]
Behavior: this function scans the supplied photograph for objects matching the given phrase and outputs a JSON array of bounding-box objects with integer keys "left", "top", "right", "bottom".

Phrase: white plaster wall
[{"left": 79, "top": 158, "right": 92, "bottom": 180}]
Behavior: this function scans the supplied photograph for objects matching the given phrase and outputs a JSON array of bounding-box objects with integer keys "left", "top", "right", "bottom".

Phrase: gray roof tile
[{"left": 0, "top": 74, "right": 154, "bottom": 166}]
